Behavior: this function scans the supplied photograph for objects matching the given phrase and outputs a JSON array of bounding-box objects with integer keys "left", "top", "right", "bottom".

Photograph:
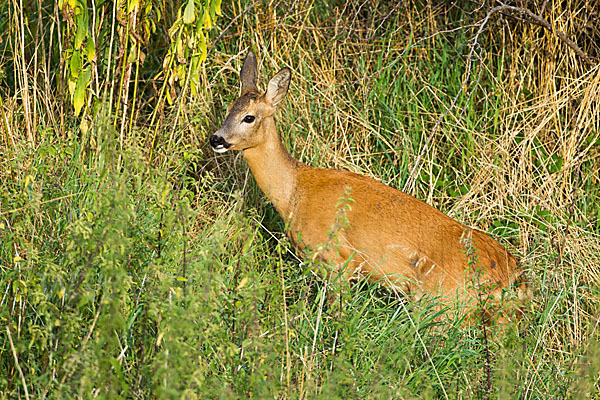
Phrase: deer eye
[{"left": 242, "top": 115, "right": 255, "bottom": 123}]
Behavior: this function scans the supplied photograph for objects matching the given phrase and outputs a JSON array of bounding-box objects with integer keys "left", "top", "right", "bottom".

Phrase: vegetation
[{"left": 1, "top": 0, "right": 599, "bottom": 398}]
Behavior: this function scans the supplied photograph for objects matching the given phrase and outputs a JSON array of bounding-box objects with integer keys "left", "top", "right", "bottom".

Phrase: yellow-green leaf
[
  {"left": 67, "top": 76, "right": 76, "bottom": 96},
  {"left": 24, "top": 174, "right": 34, "bottom": 187},
  {"left": 242, "top": 235, "right": 254, "bottom": 252},
  {"left": 81, "top": 68, "right": 92, "bottom": 86},
  {"left": 236, "top": 277, "right": 249, "bottom": 290},
  {"left": 73, "top": 69, "right": 91, "bottom": 116},
  {"left": 70, "top": 51, "right": 81, "bottom": 78},
  {"left": 128, "top": 45, "right": 138, "bottom": 63},
  {"left": 176, "top": 64, "right": 185, "bottom": 81},
  {"left": 74, "top": 13, "right": 87, "bottom": 48},
  {"left": 202, "top": 8, "right": 211, "bottom": 29},
  {"left": 79, "top": 118, "right": 89, "bottom": 134},
  {"left": 128, "top": 0, "right": 139, "bottom": 13},
  {"left": 198, "top": 29, "right": 207, "bottom": 63},
  {"left": 161, "top": 186, "right": 169, "bottom": 205},
  {"left": 85, "top": 39, "right": 95, "bottom": 62},
  {"left": 183, "top": 0, "right": 195, "bottom": 24},
  {"left": 209, "top": 0, "right": 216, "bottom": 21},
  {"left": 176, "top": 34, "right": 184, "bottom": 62}
]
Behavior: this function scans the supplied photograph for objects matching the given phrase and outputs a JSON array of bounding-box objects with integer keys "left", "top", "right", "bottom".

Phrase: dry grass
[
  {"left": 201, "top": 1, "right": 600, "bottom": 395},
  {"left": 1, "top": 0, "right": 599, "bottom": 397}
]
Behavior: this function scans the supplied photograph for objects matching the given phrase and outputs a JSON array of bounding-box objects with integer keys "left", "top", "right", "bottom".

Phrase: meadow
[{"left": 1, "top": 0, "right": 599, "bottom": 398}]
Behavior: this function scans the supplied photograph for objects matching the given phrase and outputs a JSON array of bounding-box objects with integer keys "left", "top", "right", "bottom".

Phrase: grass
[{"left": 1, "top": 0, "right": 599, "bottom": 398}]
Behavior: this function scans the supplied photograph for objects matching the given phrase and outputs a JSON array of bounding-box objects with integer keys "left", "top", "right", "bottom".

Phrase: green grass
[{"left": 1, "top": 0, "right": 600, "bottom": 398}]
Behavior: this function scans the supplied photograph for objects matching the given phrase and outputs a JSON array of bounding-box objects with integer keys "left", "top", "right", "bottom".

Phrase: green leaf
[
  {"left": 73, "top": 69, "right": 91, "bottom": 116},
  {"left": 183, "top": 0, "right": 195, "bottom": 24},
  {"left": 209, "top": 0, "right": 216, "bottom": 22},
  {"left": 81, "top": 68, "right": 91, "bottom": 86},
  {"left": 128, "top": 45, "right": 138, "bottom": 64},
  {"left": 128, "top": 0, "right": 139, "bottom": 13},
  {"left": 85, "top": 39, "right": 95, "bottom": 62},
  {"left": 74, "top": 12, "right": 88, "bottom": 48},
  {"left": 198, "top": 29, "right": 207, "bottom": 63},
  {"left": 176, "top": 64, "right": 185, "bottom": 81},
  {"left": 70, "top": 51, "right": 82, "bottom": 78},
  {"left": 202, "top": 7, "right": 211, "bottom": 29},
  {"left": 73, "top": 80, "right": 85, "bottom": 116},
  {"left": 67, "top": 76, "right": 77, "bottom": 96},
  {"left": 176, "top": 34, "right": 185, "bottom": 62},
  {"left": 160, "top": 186, "right": 169, "bottom": 205}
]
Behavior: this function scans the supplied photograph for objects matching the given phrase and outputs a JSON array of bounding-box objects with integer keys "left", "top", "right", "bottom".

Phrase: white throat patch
[{"left": 212, "top": 146, "right": 229, "bottom": 154}]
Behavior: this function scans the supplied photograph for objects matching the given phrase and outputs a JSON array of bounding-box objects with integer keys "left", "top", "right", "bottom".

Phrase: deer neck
[{"left": 242, "top": 117, "right": 298, "bottom": 219}]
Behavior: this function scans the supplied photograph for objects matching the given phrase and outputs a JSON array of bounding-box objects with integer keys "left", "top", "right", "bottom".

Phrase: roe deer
[{"left": 210, "top": 51, "right": 526, "bottom": 316}]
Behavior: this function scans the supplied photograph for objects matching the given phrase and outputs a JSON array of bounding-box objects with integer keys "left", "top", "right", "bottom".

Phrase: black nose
[{"left": 210, "top": 134, "right": 226, "bottom": 148}]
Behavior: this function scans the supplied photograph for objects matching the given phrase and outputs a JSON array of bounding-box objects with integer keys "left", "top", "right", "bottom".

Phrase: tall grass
[{"left": 1, "top": 0, "right": 599, "bottom": 398}]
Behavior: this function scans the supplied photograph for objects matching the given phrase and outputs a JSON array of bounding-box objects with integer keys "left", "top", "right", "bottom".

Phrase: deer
[{"left": 210, "top": 51, "right": 528, "bottom": 321}]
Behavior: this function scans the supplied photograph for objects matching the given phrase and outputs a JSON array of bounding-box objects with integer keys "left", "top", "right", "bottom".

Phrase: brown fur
[
  {"left": 211, "top": 51, "right": 527, "bottom": 314},
  {"left": 290, "top": 167, "right": 518, "bottom": 300}
]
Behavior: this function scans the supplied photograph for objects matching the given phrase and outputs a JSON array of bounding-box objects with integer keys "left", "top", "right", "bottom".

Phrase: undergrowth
[{"left": 1, "top": 0, "right": 599, "bottom": 398}]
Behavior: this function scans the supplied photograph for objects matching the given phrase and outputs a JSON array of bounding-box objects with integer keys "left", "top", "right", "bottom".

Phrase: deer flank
[{"left": 210, "top": 51, "right": 527, "bottom": 315}]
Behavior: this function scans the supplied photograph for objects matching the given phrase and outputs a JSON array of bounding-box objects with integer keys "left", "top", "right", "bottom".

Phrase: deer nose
[
  {"left": 209, "top": 134, "right": 227, "bottom": 148},
  {"left": 209, "top": 134, "right": 232, "bottom": 153}
]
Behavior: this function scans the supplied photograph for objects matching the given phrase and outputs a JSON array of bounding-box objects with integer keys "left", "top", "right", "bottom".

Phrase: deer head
[{"left": 210, "top": 51, "right": 291, "bottom": 153}]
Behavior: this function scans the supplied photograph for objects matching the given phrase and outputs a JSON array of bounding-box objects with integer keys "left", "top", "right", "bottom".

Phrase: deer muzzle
[{"left": 209, "top": 133, "right": 232, "bottom": 153}]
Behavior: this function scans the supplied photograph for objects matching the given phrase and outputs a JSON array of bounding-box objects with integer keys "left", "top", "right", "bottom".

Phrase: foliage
[
  {"left": 1, "top": 0, "right": 599, "bottom": 398},
  {"left": 1, "top": 0, "right": 221, "bottom": 145}
]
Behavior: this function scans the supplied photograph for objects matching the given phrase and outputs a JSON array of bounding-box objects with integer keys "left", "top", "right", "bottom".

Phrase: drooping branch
[
  {"left": 404, "top": 2, "right": 596, "bottom": 191},
  {"left": 496, "top": 2, "right": 596, "bottom": 67}
]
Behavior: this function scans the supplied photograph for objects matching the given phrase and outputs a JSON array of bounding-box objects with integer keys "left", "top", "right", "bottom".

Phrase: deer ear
[
  {"left": 240, "top": 51, "right": 258, "bottom": 94},
  {"left": 265, "top": 68, "right": 291, "bottom": 106}
]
